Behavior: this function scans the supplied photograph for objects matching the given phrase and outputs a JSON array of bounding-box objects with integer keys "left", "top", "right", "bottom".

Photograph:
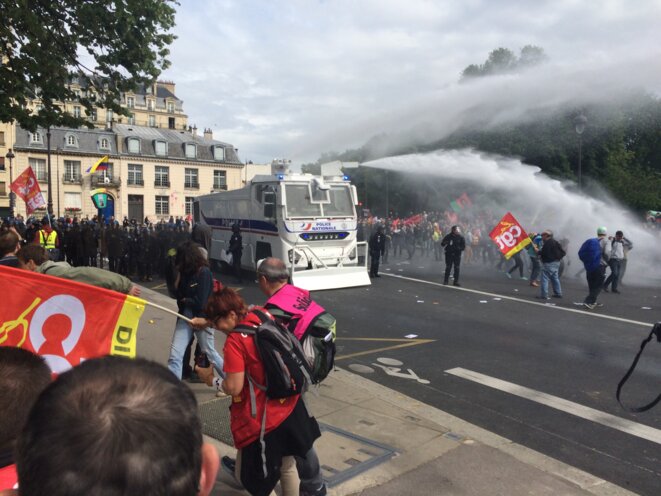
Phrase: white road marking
[
  {"left": 381, "top": 272, "right": 653, "bottom": 327},
  {"left": 446, "top": 367, "right": 661, "bottom": 445}
]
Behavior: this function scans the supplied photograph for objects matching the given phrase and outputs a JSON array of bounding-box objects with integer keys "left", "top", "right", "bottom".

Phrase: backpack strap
[{"left": 617, "top": 322, "right": 661, "bottom": 412}]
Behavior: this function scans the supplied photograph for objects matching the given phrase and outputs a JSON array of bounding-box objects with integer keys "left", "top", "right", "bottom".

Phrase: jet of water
[{"left": 364, "top": 149, "right": 661, "bottom": 286}]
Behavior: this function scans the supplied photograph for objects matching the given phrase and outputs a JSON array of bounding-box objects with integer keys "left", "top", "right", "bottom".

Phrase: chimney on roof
[
  {"left": 192, "top": 124, "right": 197, "bottom": 136},
  {"left": 203, "top": 128, "right": 213, "bottom": 140}
]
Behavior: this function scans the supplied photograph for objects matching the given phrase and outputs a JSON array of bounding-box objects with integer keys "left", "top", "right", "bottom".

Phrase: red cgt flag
[
  {"left": 0, "top": 266, "right": 145, "bottom": 374},
  {"left": 10, "top": 166, "right": 46, "bottom": 215},
  {"left": 489, "top": 212, "right": 532, "bottom": 259}
]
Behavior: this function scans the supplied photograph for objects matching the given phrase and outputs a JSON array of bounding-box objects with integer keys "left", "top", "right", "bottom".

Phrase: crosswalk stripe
[{"left": 445, "top": 367, "right": 661, "bottom": 445}]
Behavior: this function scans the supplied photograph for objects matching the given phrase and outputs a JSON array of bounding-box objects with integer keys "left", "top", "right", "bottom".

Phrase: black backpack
[{"left": 233, "top": 308, "right": 312, "bottom": 399}]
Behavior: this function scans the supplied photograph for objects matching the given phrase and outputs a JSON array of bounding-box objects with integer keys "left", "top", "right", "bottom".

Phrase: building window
[
  {"left": 30, "top": 132, "right": 43, "bottom": 144},
  {"left": 73, "top": 106, "right": 81, "bottom": 118},
  {"left": 213, "top": 170, "right": 227, "bottom": 190},
  {"left": 155, "top": 195, "right": 169, "bottom": 215},
  {"left": 64, "top": 192, "right": 82, "bottom": 210},
  {"left": 127, "top": 96, "right": 134, "bottom": 108},
  {"left": 65, "top": 134, "right": 78, "bottom": 147},
  {"left": 213, "top": 146, "right": 225, "bottom": 161},
  {"left": 0, "top": 157, "right": 4, "bottom": 171},
  {"left": 167, "top": 102, "right": 174, "bottom": 113},
  {"left": 168, "top": 117, "right": 176, "bottom": 129},
  {"left": 184, "top": 168, "right": 199, "bottom": 188},
  {"left": 128, "top": 164, "right": 143, "bottom": 185},
  {"left": 155, "top": 166, "right": 169, "bottom": 187},
  {"left": 148, "top": 115, "right": 156, "bottom": 127},
  {"left": 29, "top": 158, "right": 47, "bottom": 181},
  {"left": 185, "top": 143, "right": 196, "bottom": 159},
  {"left": 90, "top": 109, "right": 97, "bottom": 122},
  {"left": 128, "top": 114, "right": 135, "bottom": 125},
  {"left": 99, "top": 137, "right": 111, "bottom": 150},
  {"left": 63, "top": 160, "right": 81, "bottom": 182},
  {"left": 0, "top": 182, "right": 6, "bottom": 196},
  {"left": 106, "top": 109, "right": 113, "bottom": 123},
  {"left": 154, "top": 140, "right": 167, "bottom": 156},
  {"left": 185, "top": 196, "right": 194, "bottom": 215},
  {"left": 128, "top": 137, "right": 140, "bottom": 153},
  {"left": 147, "top": 99, "right": 155, "bottom": 111},
  {"left": 0, "top": 131, "right": 4, "bottom": 146}
]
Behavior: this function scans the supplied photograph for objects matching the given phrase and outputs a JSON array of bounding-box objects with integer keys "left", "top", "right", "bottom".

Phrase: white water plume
[{"left": 364, "top": 149, "right": 661, "bottom": 287}]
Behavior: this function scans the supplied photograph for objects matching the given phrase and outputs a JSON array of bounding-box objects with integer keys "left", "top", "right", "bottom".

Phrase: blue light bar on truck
[{"left": 299, "top": 232, "right": 349, "bottom": 241}]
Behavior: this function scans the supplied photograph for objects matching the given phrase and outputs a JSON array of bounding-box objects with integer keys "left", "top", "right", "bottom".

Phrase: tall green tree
[{"left": 0, "top": 0, "right": 178, "bottom": 131}]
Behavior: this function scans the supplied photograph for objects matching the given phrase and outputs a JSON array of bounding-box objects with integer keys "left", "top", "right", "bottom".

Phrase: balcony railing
[
  {"left": 213, "top": 184, "right": 228, "bottom": 191},
  {"left": 127, "top": 178, "right": 144, "bottom": 186},
  {"left": 62, "top": 174, "right": 83, "bottom": 184},
  {"left": 91, "top": 175, "right": 121, "bottom": 187},
  {"left": 184, "top": 182, "right": 200, "bottom": 189},
  {"left": 154, "top": 180, "right": 170, "bottom": 188}
]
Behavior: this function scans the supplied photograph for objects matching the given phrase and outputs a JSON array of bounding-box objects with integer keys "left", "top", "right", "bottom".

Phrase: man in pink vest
[{"left": 219, "top": 257, "right": 327, "bottom": 496}]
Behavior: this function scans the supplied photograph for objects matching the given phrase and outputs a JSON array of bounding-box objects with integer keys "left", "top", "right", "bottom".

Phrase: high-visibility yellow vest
[{"left": 39, "top": 230, "right": 57, "bottom": 250}]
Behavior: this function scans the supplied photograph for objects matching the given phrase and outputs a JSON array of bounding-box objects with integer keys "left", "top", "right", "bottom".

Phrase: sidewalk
[{"left": 137, "top": 286, "right": 634, "bottom": 496}]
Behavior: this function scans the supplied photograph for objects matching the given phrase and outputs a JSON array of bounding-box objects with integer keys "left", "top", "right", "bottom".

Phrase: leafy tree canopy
[
  {"left": 0, "top": 0, "right": 178, "bottom": 131},
  {"left": 461, "top": 45, "right": 548, "bottom": 81}
]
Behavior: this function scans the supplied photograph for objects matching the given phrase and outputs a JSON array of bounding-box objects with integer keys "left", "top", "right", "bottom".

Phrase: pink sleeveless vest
[{"left": 266, "top": 284, "right": 325, "bottom": 339}]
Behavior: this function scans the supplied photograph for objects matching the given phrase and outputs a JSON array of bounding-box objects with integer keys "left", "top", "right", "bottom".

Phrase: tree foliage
[
  {"left": 0, "top": 0, "right": 178, "bottom": 131},
  {"left": 461, "top": 45, "right": 548, "bottom": 81}
]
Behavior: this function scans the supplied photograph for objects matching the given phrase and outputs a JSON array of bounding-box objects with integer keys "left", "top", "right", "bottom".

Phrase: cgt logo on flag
[
  {"left": 489, "top": 212, "right": 532, "bottom": 259},
  {"left": 10, "top": 166, "right": 46, "bottom": 215},
  {"left": 0, "top": 266, "right": 145, "bottom": 374}
]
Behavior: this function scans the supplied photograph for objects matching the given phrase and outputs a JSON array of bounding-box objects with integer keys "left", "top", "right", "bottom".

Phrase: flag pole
[{"left": 142, "top": 300, "right": 214, "bottom": 334}]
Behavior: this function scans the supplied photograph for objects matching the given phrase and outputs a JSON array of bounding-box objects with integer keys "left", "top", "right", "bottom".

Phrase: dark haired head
[
  {"left": 16, "top": 356, "right": 204, "bottom": 496},
  {"left": 175, "top": 240, "right": 209, "bottom": 275},
  {"left": 0, "top": 347, "right": 51, "bottom": 452},
  {"left": 16, "top": 244, "right": 49, "bottom": 267}
]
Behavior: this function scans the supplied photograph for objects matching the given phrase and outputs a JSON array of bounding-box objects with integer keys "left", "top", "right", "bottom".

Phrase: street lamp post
[
  {"left": 5, "top": 149, "right": 15, "bottom": 217},
  {"left": 574, "top": 113, "right": 587, "bottom": 190},
  {"left": 46, "top": 127, "right": 54, "bottom": 216}
]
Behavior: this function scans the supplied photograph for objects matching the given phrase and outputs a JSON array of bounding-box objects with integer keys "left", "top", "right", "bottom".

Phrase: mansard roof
[
  {"left": 13, "top": 126, "right": 117, "bottom": 156},
  {"left": 114, "top": 124, "right": 242, "bottom": 164}
]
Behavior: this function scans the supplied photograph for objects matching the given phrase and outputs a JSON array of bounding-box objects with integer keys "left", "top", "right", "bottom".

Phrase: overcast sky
[{"left": 160, "top": 0, "right": 661, "bottom": 165}]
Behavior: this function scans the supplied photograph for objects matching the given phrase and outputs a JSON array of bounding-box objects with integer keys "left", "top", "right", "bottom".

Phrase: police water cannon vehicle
[{"left": 194, "top": 159, "right": 370, "bottom": 291}]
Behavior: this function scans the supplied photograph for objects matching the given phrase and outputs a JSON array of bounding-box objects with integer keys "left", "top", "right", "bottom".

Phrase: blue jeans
[
  {"left": 604, "top": 259, "right": 622, "bottom": 291},
  {"left": 168, "top": 309, "right": 224, "bottom": 380},
  {"left": 540, "top": 261, "right": 562, "bottom": 298}
]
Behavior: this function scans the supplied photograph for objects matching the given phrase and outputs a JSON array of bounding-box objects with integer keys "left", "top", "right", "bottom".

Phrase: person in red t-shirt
[{"left": 193, "top": 287, "right": 323, "bottom": 496}]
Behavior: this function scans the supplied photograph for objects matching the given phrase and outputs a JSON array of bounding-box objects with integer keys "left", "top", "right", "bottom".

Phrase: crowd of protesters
[{"left": 357, "top": 207, "right": 643, "bottom": 296}]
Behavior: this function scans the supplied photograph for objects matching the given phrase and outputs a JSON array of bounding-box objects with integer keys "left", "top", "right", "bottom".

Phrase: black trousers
[
  {"left": 585, "top": 266, "right": 606, "bottom": 304},
  {"left": 370, "top": 252, "right": 380, "bottom": 276},
  {"left": 444, "top": 252, "right": 461, "bottom": 283}
]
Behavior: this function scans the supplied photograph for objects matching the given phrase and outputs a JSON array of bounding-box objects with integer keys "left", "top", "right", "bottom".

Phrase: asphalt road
[
  {"left": 308, "top": 255, "right": 661, "bottom": 496},
  {"left": 146, "top": 254, "right": 660, "bottom": 494}
]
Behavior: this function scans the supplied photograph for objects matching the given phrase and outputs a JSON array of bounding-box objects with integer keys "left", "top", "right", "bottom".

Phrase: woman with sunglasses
[{"left": 192, "top": 287, "right": 325, "bottom": 496}]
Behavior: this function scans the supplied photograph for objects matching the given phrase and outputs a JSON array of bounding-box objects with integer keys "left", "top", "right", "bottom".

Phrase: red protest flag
[
  {"left": 458, "top": 192, "right": 472, "bottom": 208},
  {"left": 0, "top": 266, "right": 145, "bottom": 374},
  {"left": 10, "top": 167, "right": 46, "bottom": 215},
  {"left": 489, "top": 212, "right": 532, "bottom": 259}
]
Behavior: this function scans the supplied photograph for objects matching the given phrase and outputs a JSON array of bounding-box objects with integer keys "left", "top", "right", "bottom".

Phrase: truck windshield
[{"left": 284, "top": 183, "right": 354, "bottom": 219}]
